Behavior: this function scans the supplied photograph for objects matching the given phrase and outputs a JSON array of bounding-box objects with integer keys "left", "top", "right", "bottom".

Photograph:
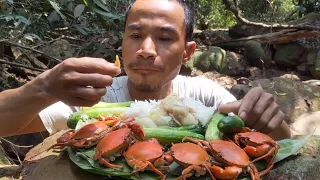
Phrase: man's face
[{"left": 122, "top": 0, "right": 189, "bottom": 92}]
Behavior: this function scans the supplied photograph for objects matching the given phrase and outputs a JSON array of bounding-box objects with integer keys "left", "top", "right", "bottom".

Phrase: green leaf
[
  {"left": 67, "top": 147, "right": 159, "bottom": 180},
  {"left": 74, "top": 4, "right": 86, "bottom": 18},
  {"left": 47, "top": 0, "right": 66, "bottom": 20},
  {"left": 23, "top": 33, "right": 43, "bottom": 42},
  {"left": 90, "top": 7, "right": 122, "bottom": 20},
  {"left": 93, "top": 0, "right": 110, "bottom": 12},
  {"left": 73, "top": 24, "right": 88, "bottom": 35},
  {"left": 82, "top": 0, "right": 88, "bottom": 6},
  {"left": 0, "top": 13, "right": 30, "bottom": 25},
  {"left": 274, "top": 135, "right": 311, "bottom": 163}
]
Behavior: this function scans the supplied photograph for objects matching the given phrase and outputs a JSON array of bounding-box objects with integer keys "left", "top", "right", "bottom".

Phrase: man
[{"left": 0, "top": 0, "right": 291, "bottom": 140}]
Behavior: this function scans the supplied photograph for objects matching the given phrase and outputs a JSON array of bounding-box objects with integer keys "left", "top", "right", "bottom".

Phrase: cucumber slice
[
  {"left": 144, "top": 128, "right": 204, "bottom": 145},
  {"left": 205, "top": 113, "right": 225, "bottom": 141}
]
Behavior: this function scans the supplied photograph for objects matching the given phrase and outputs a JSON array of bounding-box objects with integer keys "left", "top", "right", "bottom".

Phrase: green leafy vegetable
[
  {"left": 67, "top": 147, "right": 161, "bottom": 180},
  {"left": 274, "top": 135, "right": 311, "bottom": 163}
]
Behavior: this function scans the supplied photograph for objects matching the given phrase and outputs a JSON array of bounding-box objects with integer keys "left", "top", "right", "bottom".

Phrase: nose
[{"left": 136, "top": 36, "right": 157, "bottom": 60}]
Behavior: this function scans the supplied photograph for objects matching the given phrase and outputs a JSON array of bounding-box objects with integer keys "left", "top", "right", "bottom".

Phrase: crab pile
[{"left": 49, "top": 116, "right": 280, "bottom": 180}]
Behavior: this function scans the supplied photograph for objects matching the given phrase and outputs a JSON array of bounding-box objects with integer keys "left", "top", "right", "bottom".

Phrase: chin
[{"left": 129, "top": 79, "right": 160, "bottom": 92}]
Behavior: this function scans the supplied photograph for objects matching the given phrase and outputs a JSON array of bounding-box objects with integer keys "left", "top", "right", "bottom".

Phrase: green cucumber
[
  {"left": 205, "top": 112, "right": 225, "bottom": 141},
  {"left": 67, "top": 107, "right": 128, "bottom": 129},
  {"left": 217, "top": 115, "right": 245, "bottom": 133},
  {"left": 162, "top": 124, "right": 205, "bottom": 135},
  {"left": 144, "top": 128, "right": 204, "bottom": 145},
  {"left": 80, "top": 101, "right": 133, "bottom": 110}
]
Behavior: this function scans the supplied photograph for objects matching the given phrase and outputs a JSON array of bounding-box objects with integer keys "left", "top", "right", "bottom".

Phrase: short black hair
[{"left": 124, "top": 0, "right": 195, "bottom": 42}]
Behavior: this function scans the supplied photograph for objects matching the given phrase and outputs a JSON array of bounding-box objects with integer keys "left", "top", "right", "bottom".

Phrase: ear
[{"left": 182, "top": 41, "right": 196, "bottom": 64}]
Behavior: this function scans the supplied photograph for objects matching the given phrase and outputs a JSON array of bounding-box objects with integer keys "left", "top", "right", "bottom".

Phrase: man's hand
[
  {"left": 38, "top": 57, "right": 121, "bottom": 107},
  {"left": 218, "top": 87, "right": 285, "bottom": 134}
]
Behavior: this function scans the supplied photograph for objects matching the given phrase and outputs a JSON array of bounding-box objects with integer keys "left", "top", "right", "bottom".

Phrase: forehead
[{"left": 126, "top": 0, "right": 185, "bottom": 31}]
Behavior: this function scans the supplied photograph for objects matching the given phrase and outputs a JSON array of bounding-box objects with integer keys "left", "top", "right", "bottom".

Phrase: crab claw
[
  {"left": 210, "top": 165, "right": 242, "bottom": 180},
  {"left": 129, "top": 122, "right": 145, "bottom": 141}
]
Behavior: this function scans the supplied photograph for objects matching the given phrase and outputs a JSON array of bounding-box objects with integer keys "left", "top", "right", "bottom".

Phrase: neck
[{"left": 128, "top": 81, "right": 173, "bottom": 101}]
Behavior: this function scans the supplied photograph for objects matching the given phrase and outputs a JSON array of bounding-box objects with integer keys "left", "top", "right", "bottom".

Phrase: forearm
[
  {"left": 268, "top": 121, "right": 291, "bottom": 141},
  {"left": 0, "top": 76, "right": 56, "bottom": 137}
]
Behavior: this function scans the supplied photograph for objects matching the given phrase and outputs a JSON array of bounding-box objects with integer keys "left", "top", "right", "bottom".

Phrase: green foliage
[
  {"left": 0, "top": 0, "right": 318, "bottom": 44},
  {"left": 186, "top": 0, "right": 237, "bottom": 29}
]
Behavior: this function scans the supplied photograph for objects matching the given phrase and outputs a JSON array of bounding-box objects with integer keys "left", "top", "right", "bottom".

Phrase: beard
[{"left": 128, "top": 79, "right": 161, "bottom": 92}]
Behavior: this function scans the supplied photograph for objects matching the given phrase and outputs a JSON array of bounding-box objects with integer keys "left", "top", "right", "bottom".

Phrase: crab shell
[
  {"left": 124, "top": 138, "right": 164, "bottom": 163},
  {"left": 209, "top": 139, "right": 249, "bottom": 167},
  {"left": 171, "top": 142, "right": 210, "bottom": 167},
  {"left": 93, "top": 128, "right": 132, "bottom": 165},
  {"left": 235, "top": 132, "right": 276, "bottom": 146},
  {"left": 49, "top": 121, "right": 110, "bottom": 149},
  {"left": 69, "top": 121, "right": 110, "bottom": 140}
]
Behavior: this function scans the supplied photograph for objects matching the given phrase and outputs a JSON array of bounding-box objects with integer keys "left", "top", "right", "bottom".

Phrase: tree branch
[
  {"left": 0, "top": 59, "right": 46, "bottom": 72},
  {"left": 212, "top": 29, "right": 320, "bottom": 48},
  {"left": 222, "top": 0, "right": 320, "bottom": 31},
  {"left": 0, "top": 40, "right": 62, "bottom": 63}
]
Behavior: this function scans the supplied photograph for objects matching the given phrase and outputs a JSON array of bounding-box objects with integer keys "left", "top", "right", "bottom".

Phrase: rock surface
[{"left": 230, "top": 77, "right": 320, "bottom": 127}]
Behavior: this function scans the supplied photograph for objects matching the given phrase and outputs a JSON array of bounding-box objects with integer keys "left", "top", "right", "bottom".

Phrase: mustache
[{"left": 128, "top": 61, "right": 165, "bottom": 72}]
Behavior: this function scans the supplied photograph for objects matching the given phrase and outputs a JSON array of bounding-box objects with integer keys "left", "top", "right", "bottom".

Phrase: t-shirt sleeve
[{"left": 38, "top": 102, "right": 79, "bottom": 135}]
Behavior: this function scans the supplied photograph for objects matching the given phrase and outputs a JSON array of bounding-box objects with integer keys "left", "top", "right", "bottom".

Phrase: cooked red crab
[
  {"left": 183, "top": 137, "right": 260, "bottom": 180},
  {"left": 124, "top": 138, "right": 173, "bottom": 180},
  {"left": 170, "top": 142, "right": 216, "bottom": 180},
  {"left": 93, "top": 120, "right": 145, "bottom": 169},
  {"left": 233, "top": 128, "right": 280, "bottom": 176},
  {"left": 48, "top": 120, "right": 112, "bottom": 150}
]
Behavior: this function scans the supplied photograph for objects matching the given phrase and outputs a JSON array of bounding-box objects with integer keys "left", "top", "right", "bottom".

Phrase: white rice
[{"left": 125, "top": 96, "right": 215, "bottom": 127}]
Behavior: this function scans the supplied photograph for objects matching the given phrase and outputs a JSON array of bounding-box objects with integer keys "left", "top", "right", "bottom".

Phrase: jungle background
[{"left": 0, "top": 0, "right": 320, "bottom": 179}]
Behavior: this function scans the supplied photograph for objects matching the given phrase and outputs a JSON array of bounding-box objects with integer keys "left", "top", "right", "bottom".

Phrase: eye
[
  {"left": 159, "top": 36, "right": 172, "bottom": 41},
  {"left": 130, "top": 34, "right": 141, "bottom": 39}
]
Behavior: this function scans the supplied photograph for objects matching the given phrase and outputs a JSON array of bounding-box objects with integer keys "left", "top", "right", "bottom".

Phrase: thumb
[{"left": 218, "top": 100, "right": 242, "bottom": 114}]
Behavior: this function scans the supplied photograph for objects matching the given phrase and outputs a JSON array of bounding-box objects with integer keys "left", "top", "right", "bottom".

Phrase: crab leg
[
  {"left": 100, "top": 158, "right": 123, "bottom": 169},
  {"left": 178, "top": 165, "right": 215, "bottom": 180},
  {"left": 244, "top": 142, "right": 279, "bottom": 177},
  {"left": 248, "top": 162, "right": 261, "bottom": 180},
  {"left": 129, "top": 160, "right": 166, "bottom": 180}
]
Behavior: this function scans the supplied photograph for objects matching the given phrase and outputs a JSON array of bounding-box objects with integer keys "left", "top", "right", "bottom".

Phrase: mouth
[{"left": 132, "top": 67, "right": 160, "bottom": 73}]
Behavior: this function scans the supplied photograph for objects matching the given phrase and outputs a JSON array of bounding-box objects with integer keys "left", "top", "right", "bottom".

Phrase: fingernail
[
  {"left": 116, "top": 68, "right": 121, "bottom": 75},
  {"left": 240, "top": 111, "right": 247, "bottom": 120}
]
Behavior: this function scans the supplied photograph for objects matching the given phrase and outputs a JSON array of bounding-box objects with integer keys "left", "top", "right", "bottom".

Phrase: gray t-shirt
[{"left": 39, "top": 75, "right": 236, "bottom": 134}]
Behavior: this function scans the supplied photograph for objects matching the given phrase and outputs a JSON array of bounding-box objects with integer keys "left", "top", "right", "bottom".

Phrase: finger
[
  {"left": 247, "top": 93, "right": 275, "bottom": 127},
  {"left": 218, "top": 100, "right": 242, "bottom": 114},
  {"left": 252, "top": 102, "right": 279, "bottom": 131},
  {"left": 71, "top": 86, "right": 107, "bottom": 101},
  {"left": 238, "top": 87, "right": 263, "bottom": 124},
  {"left": 63, "top": 97, "right": 101, "bottom": 107},
  {"left": 65, "top": 57, "right": 121, "bottom": 75},
  {"left": 261, "top": 110, "right": 285, "bottom": 134},
  {"left": 73, "top": 73, "right": 114, "bottom": 88}
]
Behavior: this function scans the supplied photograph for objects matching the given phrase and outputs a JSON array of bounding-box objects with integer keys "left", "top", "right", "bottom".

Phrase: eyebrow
[
  {"left": 127, "top": 23, "right": 141, "bottom": 30},
  {"left": 157, "top": 25, "right": 179, "bottom": 36},
  {"left": 127, "top": 23, "right": 179, "bottom": 36}
]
